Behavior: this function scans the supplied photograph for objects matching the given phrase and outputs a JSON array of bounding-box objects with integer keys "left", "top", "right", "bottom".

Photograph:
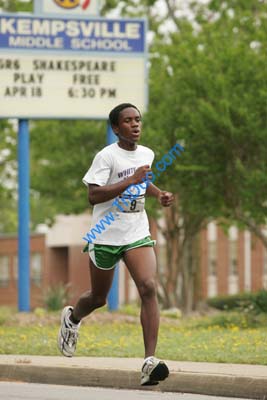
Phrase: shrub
[
  {"left": 43, "top": 283, "right": 70, "bottom": 311},
  {"left": 207, "top": 292, "right": 254, "bottom": 311},
  {"left": 253, "top": 289, "right": 267, "bottom": 313},
  {"left": 207, "top": 290, "right": 267, "bottom": 314}
]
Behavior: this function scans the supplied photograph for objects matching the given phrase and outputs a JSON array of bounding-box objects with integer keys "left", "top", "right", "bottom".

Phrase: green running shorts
[{"left": 86, "top": 236, "right": 156, "bottom": 270}]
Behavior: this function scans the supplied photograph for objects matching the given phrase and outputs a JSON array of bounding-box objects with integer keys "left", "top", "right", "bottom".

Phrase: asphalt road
[{"left": 0, "top": 382, "right": 250, "bottom": 400}]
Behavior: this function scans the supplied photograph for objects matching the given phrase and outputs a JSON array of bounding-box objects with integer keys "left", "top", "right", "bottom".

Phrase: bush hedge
[{"left": 207, "top": 289, "right": 267, "bottom": 313}]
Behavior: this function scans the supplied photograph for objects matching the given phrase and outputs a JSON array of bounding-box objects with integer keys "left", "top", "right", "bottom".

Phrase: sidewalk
[{"left": 0, "top": 355, "right": 267, "bottom": 399}]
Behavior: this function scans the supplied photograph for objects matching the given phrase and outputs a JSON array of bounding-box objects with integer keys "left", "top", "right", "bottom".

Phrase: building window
[
  {"left": 263, "top": 248, "right": 267, "bottom": 275},
  {"left": 263, "top": 247, "right": 267, "bottom": 289},
  {"left": 229, "top": 240, "right": 238, "bottom": 275},
  {"left": 0, "top": 256, "right": 10, "bottom": 287},
  {"left": 208, "top": 241, "right": 217, "bottom": 276},
  {"left": 13, "top": 254, "right": 42, "bottom": 286},
  {"left": 31, "top": 253, "right": 42, "bottom": 286},
  {"left": 13, "top": 256, "right": 18, "bottom": 281}
]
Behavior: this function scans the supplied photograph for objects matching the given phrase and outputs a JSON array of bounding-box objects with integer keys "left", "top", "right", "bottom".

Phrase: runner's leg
[
  {"left": 123, "top": 246, "right": 159, "bottom": 358},
  {"left": 71, "top": 258, "right": 115, "bottom": 322}
]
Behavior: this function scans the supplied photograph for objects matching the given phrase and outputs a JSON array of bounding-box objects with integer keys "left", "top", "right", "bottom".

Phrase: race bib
[{"left": 116, "top": 195, "right": 145, "bottom": 213}]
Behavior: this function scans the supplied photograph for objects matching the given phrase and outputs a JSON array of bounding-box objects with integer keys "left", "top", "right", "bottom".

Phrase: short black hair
[{"left": 109, "top": 103, "right": 141, "bottom": 126}]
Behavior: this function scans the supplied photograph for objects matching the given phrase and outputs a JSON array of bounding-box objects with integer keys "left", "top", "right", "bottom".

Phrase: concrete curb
[{"left": 0, "top": 356, "right": 267, "bottom": 399}]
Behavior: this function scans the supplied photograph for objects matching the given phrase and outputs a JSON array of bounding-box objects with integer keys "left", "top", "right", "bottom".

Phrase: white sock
[{"left": 144, "top": 356, "right": 155, "bottom": 363}]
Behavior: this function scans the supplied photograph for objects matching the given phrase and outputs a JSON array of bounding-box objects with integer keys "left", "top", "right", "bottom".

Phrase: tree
[
  {"left": 30, "top": 119, "right": 106, "bottom": 226},
  {"left": 0, "top": 120, "right": 17, "bottom": 232},
  {"left": 0, "top": 0, "right": 32, "bottom": 12},
  {"left": 142, "top": 0, "right": 267, "bottom": 311}
]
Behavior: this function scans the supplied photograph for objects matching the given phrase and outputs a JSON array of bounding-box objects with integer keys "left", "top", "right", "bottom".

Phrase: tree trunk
[
  {"left": 156, "top": 195, "right": 203, "bottom": 312},
  {"left": 181, "top": 233, "right": 200, "bottom": 314},
  {"left": 157, "top": 195, "right": 183, "bottom": 308}
]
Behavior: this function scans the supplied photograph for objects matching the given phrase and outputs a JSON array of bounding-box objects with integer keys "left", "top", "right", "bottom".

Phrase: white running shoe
[
  {"left": 141, "top": 356, "right": 169, "bottom": 386},
  {"left": 57, "top": 306, "right": 80, "bottom": 357}
]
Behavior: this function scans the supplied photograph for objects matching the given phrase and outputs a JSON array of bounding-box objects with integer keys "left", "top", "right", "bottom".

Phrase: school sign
[{"left": 0, "top": 9, "right": 147, "bottom": 119}]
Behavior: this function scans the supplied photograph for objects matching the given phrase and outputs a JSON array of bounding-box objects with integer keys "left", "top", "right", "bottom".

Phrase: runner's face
[{"left": 113, "top": 107, "right": 142, "bottom": 148}]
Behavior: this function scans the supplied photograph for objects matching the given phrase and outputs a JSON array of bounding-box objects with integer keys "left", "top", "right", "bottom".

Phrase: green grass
[{"left": 1, "top": 306, "right": 267, "bottom": 364}]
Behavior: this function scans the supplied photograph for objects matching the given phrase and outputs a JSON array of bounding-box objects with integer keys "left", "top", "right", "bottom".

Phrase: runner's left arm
[
  {"left": 146, "top": 183, "right": 161, "bottom": 198},
  {"left": 146, "top": 183, "right": 174, "bottom": 207}
]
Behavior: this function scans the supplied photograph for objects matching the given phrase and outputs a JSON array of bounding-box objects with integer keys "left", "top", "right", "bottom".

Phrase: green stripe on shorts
[{"left": 87, "top": 236, "right": 156, "bottom": 270}]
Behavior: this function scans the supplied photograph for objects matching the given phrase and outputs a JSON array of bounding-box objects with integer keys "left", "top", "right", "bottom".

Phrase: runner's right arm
[{"left": 88, "top": 165, "right": 151, "bottom": 205}]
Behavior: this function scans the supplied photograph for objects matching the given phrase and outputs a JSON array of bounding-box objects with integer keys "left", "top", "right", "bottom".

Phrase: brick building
[
  {"left": 200, "top": 222, "right": 267, "bottom": 299},
  {"left": 0, "top": 216, "right": 266, "bottom": 309},
  {"left": 0, "top": 214, "right": 139, "bottom": 308}
]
